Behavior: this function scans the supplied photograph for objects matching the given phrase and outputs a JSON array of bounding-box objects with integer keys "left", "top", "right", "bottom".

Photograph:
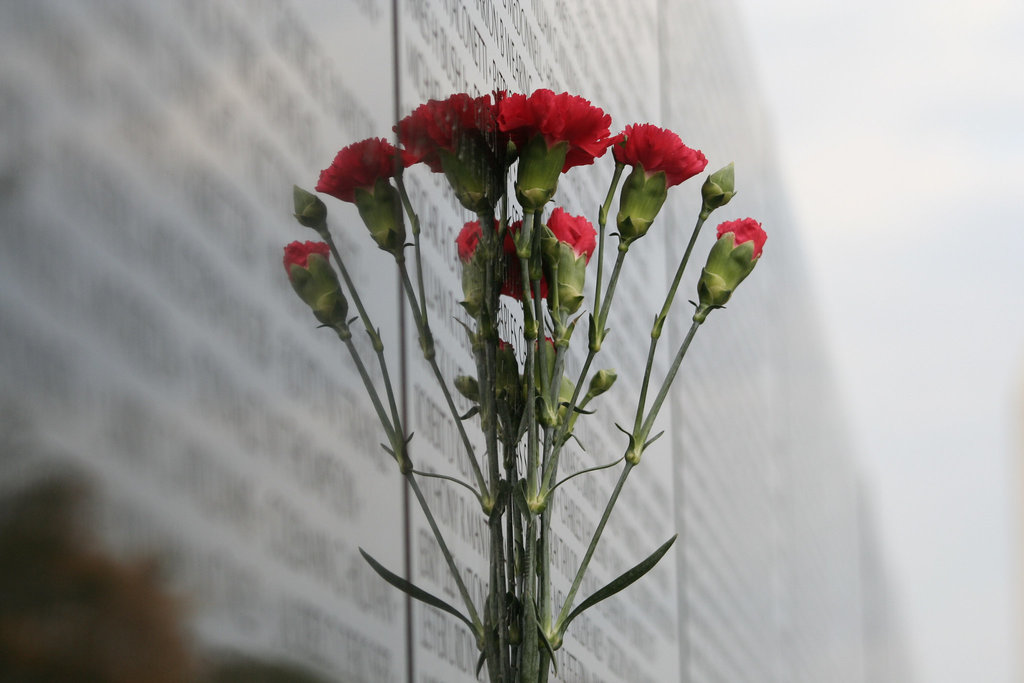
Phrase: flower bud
[
  {"left": 454, "top": 376, "right": 479, "bottom": 403},
  {"left": 616, "top": 165, "right": 668, "bottom": 246},
  {"left": 694, "top": 218, "right": 766, "bottom": 323},
  {"left": 700, "top": 163, "right": 736, "bottom": 217},
  {"left": 283, "top": 241, "right": 349, "bottom": 328},
  {"left": 354, "top": 178, "right": 406, "bottom": 256},
  {"left": 514, "top": 135, "right": 569, "bottom": 212},
  {"left": 293, "top": 185, "right": 328, "bottom": 230},
  {"left": 586, "top": 369, "right": 617, "bottom": 399},
  {"left": 539, "top": 209, "right": 596, "bottom": 318}
]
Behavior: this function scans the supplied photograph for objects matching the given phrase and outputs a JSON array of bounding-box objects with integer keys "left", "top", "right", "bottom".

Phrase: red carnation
[
  {"left": 613, "top": 124, "right": 707, "bottom": 187},
  {"left": 396, "top": 93, "right": 504, "bottom": 172},
  {"left": 455, "top": 220, "right": 546, "bottom": 299},
  {"left": 315, "top": 138, "right": 407, "bottom": 203},
  {"left": 498, "top": 90, "right": 615, "bottom": 171},
  {"left": 546, "top": 208, "right": 596, "bottom": 260},
  {"left": 283, "top": 240, "right": 330, "bottom": 277},
  {"left": 716, "top": 218, "right": 766, "bottom": 259},
  {"left": 456, "top": 221, "right": 484, "bottom": 263}
]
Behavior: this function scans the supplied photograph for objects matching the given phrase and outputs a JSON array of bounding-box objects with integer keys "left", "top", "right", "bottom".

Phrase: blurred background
[
  {"left": 734, "top": 0, "right": 1024, "bottom": 681},
  {"left": 2, "top": 0, "right": 1020, "bottom": 681}
]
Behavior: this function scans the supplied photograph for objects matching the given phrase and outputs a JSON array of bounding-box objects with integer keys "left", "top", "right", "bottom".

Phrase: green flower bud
[
  {"left": 586, "top": 369, "right": 617, "bottom": 399},
  {"left": 353, "top": 178, "right": 406, "bottom": 256},
  {"left": 293, "top": 185, "right": 328, "bottom": 230},
  {"left": 693, "top": 218, "right": 766, "bottom": 323},
  {"left": 454, "top": 375, "right": 479, "bottom": 403},
  {"left": 616, "top": 164, "right": 668, "bottom": 246},
  {"left": 539, "top": 209, "right": 596, "bottom": 318},
  {"left": 283, "top": 242, "right": 349, "bottom": 328},
  {"left": 700, "top": 163, "right": 736, "bottom": 217}
]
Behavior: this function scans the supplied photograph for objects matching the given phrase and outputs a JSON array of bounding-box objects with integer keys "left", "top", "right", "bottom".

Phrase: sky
[{"left": 732, "top": 0, "right": 1024, "bottom": 681}]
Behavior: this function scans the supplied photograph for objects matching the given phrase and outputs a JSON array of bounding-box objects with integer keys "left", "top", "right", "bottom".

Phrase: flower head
[
  {"left": 315, "top": 138, "right": 407, "bottom": 203},
  {"left": 282, "top": 241, "right": 349, "bottom": 327},
  {"left": 540, "top": 209, "right": 596, "bottom": 317},
  {"left": 498, "top": 90, "right": 615, "bottom": 171},
  {"left": 717, "top": 218, "right": 766, "bottom": 259},
  {"left": 613, "top": 124, "right": 707, "bottom": 187},
  {"left": 396, "top": 93, "right": 503, "bottom": 171},
  {"left": 694, "top": 218, "right": 767, "bottom": 323},
  {"left": 498, "top": 90, "right": 615, "bottom": 211},
  {"left": 283, "top": 240, "right": 331, "bottom": 275},
  {"left": 545, "top": 207, "right": 596, "bottom": 261},
  {"left": 613, "top": 125, "right": 707, "bottom": 246},
  {"left": 397, "top": 93, "right": 509, "bottom": 211},
  {"left": 455, "top": 220, "right": 541, "bottom": 315}
]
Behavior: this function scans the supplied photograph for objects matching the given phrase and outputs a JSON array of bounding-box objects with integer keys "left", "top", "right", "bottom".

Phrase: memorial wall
[{"left": 0, "top": 1, "right": 902, "bottom": 681}]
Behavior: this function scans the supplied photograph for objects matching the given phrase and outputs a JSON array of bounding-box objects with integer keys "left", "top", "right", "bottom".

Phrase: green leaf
[
  {"left": 559, "top": 535, "right": 677, "bottom": 633},
  {"left": 643, "top": 430, "right": 665, "bottom": 449},
  {"left": 476, "top": 651, "right": 486, "bottom": 678},
  {"left": 538, "top": 625, "right": 559, "bottom": 675},
  {"left": 359, "top": 548, "right": 477, "bottom": 634},
  {"left": 511, "top": 479, "right": 531, "bottom": 517}
]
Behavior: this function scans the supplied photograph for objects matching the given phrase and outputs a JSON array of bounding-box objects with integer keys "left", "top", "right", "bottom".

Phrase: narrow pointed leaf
[
  {"left": 643, "top": 430, "right": 665, "bottom": 449},
  {"left": 476, "top": 651, "right": 486, "bottom": 678},
  {"left": 560, "top": 535, "right": 677, "bottom": 632},
  {"left": 360, "top": 548, "right": 476, "bottom": 633},
  {"left": 539, "top": 625, "right": 559, "bottom": 675}
]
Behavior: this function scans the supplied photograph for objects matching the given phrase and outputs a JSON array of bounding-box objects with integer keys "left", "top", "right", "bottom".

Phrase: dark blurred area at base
[{"left": 0, "top": 454, "right": 328, "bottom": 683}]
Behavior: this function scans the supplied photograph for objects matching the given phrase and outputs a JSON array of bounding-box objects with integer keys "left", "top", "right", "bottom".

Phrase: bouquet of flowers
[{"left": 282, "top": 89, "right": 766, "bottom": 682}]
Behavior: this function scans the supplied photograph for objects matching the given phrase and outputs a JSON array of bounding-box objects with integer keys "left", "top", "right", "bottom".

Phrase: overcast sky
[{"left": 732, "top": 0, "right": 1024, "bottom": 681}]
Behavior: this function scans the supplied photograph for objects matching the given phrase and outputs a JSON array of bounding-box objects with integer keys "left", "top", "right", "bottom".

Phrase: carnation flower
[
  {"left": 282, "top": 241, "right": 348, "bottom": 327},
  {"left": 315, "top": 138, "right": 407, "bottom": 203},
  {"left": 498, "top": 90, "right": 615, "bottom": 171},
  {"left": 456, "top": 220, "right": 546, "bottom": 303},
  {"left": 613, "top": 124, "right": 707, "bottom": 187},
  {"left": 716, "top": 218, "right": 766, "bottom": 259},
  {"left": 498, "top": 90, "right": 616, "bottom": 211},
  {"left": 545, "top": 207, "right": 596, "bottom": 260},
  {"left": 283, "top": 240, "right": 331, "bottom": 275},
  {"left": 396, "top": 93, "right": 504, "bottom": 171},
  {"left": 397, "top": 93, "right": 509, "bottom": 211},
  {"left": 540, "top": 208, "right": 596, "bottom": 317},
  {"left": 613, "top": 125, "right": 706, "bottom": 246},
  {"left": 693, "top": 218, "right": 767, "bottom": 322}
]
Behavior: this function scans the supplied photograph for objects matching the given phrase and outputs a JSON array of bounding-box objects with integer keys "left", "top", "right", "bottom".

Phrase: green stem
[
  {"left": 397, "top": 263, "right": 488, "bottom": 495},
  {"left": 633, "top": 214, "right": 706, "bottom": 432},
  {"left": 554, "top": 462, "right": 634, "bottom": 631},
  {"left": 338, "top": 329, "right": 397, "bottom": 450},
  {"left": 520, "top": 515, "right": 539, "bottom": 683},
  {"left": 640, "top": 320, "right": 702, "bottom": 441},
  {"left": 393, "top": 174, "right": 428, "bottom": 322},
  {"left": 593, "top": 162, "right": 625, "bottom": 317},
  {"left": 470, "top": 205, "right": 511, "bottom": 683},
  {"left": 319, "top": 227, "right": 403, "bottom": 449},
  {"left": 406, "top": 473, "right": 483, "bottom": 633}
]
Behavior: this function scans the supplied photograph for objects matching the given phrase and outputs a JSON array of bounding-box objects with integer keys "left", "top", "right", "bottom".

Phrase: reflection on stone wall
[{"left": 0, "top": 1, "right": 904, "bottom": 681}]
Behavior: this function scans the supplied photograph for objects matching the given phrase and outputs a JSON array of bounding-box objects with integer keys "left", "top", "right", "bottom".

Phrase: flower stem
[
  {"left": 593, "top": 162, "right": 624, "bottom": 317},
  {"left": 397, "top": 263, "right": 488, "bottom": 495},
  {"left": 633, "top": 213, "right": 706, "bottom": 433},
  {"left": 640, "top": 320, "right": 702, "bottom": 441},
  {"left": 405, "top": 472, "right": 483, "bottom": 633},
  {"left": 319, "top": 226, "right": 403, "bottom": 453},
  {"left": 554, "top": 461, "right": 634, "bottom": 631}
]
